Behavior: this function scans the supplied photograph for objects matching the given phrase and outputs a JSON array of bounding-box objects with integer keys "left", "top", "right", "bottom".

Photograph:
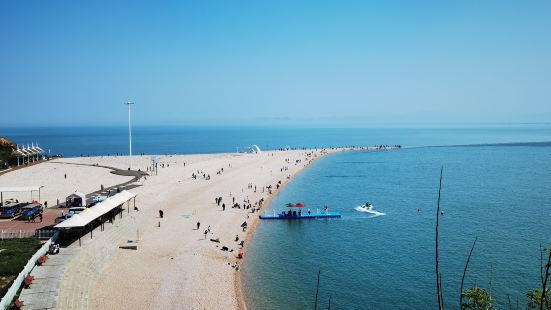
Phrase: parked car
[
  {"left": 55, "top": 213, "right": 74, "bottom": 223},
  {"left": 18, "top": 203, "right": 43, "bottom": 220},
  {"left": 91, "top": 195, "right": 107, "bottom": 203},
  {"left": 1, "top": 198, "right": 17, "bottom": 206},
  {"left": 0, "top": 204, "right": 23, "bottom": 218},
  {"left": 68, "top": 206, "right": 86, "bottom": 214}
]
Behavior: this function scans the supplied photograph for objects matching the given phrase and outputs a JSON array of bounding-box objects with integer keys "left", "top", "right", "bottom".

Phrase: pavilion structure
[{"left": 13, "top": 143, "right": 44, "bottom": 166}]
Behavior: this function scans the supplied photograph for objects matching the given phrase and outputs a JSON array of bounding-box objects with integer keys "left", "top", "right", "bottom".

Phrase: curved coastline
[
  {"left": 235, "top": 149, "right": 348, "bottom": 310},
  {"left": 1, "top": 147, "right": 400, "bottom": 309}
]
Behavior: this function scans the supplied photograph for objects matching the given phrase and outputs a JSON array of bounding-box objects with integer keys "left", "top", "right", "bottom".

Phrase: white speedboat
[{"left": 360, "top": 203, "right": 373, "bottom": 211}]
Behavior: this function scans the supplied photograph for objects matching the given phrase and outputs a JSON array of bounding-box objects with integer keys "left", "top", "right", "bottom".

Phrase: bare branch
[
  {"left": 541, "top": 243, "right": 544, "bottom": 287},
  {"left": 540, "top": 247, "right": 550, "bottom": 310},
  {"left": 314, "top": 269, "right": 321, "bottom": 310},
  {"left": 436, "top": 166, "right": 444, "bottom": 310},
  {"left": 460, "top": 237, "right": 478, "bottom": 309}
]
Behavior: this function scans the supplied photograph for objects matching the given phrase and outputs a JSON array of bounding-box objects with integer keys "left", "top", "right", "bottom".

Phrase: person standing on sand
[
  {"left": 204, "top": 229, "right": 208, "bottom": 239},
  {"left": 222, "top": 203, "right": 225, "bottom": 211},
  {"left": 159, "top": 210, "right": 164, "bottom": 218},
  {"left": 64, "top": 173, "right": 67, "bottom": 179},
  {"left": 197, "top": 222, "right": 200, "bottom": 230}
]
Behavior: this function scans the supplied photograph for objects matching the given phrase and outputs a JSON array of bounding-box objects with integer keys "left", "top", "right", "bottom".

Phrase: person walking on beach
[
  {"left": 64, "top": 173, "right": 67, "bottom": 179},
  {"left": 159, "top": 210, "right": 164, "bottom": 218},
  {"left": 204, "top": 229, "right": 208, "bottom": 239},
  {"left": 197, "top": 222, "right": 201, "bottom": 230},
  {"left": 222, "top": 203, "right": 225, "bottom": 211}
]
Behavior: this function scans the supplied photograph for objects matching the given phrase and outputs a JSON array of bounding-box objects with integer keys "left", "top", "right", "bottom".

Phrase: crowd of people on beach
[
  {"left": 147, "top": 149, "right": 363, "bottom": 275},
  {"left": 187, "top": 154, "right": 307, "bottom": 274}
]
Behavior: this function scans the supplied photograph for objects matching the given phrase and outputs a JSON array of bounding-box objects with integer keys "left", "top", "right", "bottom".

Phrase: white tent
[
  {"left": 66, "top": 192, "right": 86, "bottom": 207},
  {"left": 55, "top": 190, "right": 136, "bottom": 229}
]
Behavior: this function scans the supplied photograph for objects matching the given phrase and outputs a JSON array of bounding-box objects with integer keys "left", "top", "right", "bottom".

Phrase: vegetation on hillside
[
  {"left": 0, "top": 137, "right": 16, "bottom": 170},
  {"left": 0, "top": 238, "right": 42, "bottom": 297}
]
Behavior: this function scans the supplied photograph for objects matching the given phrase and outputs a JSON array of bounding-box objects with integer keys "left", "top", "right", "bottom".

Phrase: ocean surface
[
  {"left": 243, "top": 144, "right": 551, "bottom": 309},
  {"left": 2, "top": 125, "right": 551, "bottom": 156},
  {"left": 2, "top": 125, "right": 551, "bottom": 308}
]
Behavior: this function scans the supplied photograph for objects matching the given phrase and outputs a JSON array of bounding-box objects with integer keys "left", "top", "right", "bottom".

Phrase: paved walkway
[
  {"left": 1, "top": 162, "right": 147, "bottom": 309},
  {"left": 19, "top": 249, "right": 77, "bottom": 310},
  {"left": 56, "top": 208, "right": 144, "bottom": 310},
  {"left": 17, "top": 207, "right": 143, "bottom": 310}
]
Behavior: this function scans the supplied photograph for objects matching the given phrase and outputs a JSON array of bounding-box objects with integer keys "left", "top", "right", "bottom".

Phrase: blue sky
[{"left": 1, "top": 1, "right": 550, "bottom": 127}]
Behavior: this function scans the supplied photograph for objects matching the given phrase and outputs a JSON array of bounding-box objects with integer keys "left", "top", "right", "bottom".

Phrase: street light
[{"left": 124, "top": 101, "right": 134, "bottom": 170}]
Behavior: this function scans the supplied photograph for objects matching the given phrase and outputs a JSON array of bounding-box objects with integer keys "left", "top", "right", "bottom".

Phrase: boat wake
[{"left": 354, "top": 205, "right": 386, "bottom": 218}]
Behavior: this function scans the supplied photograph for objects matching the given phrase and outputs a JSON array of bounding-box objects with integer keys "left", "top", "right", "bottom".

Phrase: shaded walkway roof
[{"left": 55, "top": 190, "right": 136, "bottom": 228}]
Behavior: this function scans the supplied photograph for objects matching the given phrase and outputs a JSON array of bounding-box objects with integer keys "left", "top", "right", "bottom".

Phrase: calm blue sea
[
  {"left": 2, "top": 126, "right": 551, "bottom": 308},
  {"left": 2, "top": 126, "right": 551, "bottom": 156},
  {"left": 243, "top": 144, "right": 551, "bottom": 309}
]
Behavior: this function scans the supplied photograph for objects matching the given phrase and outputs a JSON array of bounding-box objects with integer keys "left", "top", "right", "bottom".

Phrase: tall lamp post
[{"left": 124, "top": 101, "right": 134, "bottom": 170}]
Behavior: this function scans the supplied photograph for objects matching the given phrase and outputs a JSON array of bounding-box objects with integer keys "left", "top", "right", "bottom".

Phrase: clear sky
[{"left": 1, "top": 1, "right": 550, "bottom": 127}]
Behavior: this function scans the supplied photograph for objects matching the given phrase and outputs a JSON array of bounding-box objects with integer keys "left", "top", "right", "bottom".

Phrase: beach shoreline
[
  {"left": 0, "top": 147, "right": 397, "bottom": 309},
  {"left": 235, "top": 150, "right": 343, "bottom": 309}
]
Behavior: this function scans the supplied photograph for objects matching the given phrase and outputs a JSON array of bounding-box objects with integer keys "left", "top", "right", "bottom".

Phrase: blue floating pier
[{"left": 259, "top": 212, "right": 341, "bottom": 220}]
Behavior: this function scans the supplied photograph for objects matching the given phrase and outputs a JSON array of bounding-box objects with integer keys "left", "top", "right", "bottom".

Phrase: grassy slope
[{"left": 0, "top": 238, "right": 42, "bottom": 297}]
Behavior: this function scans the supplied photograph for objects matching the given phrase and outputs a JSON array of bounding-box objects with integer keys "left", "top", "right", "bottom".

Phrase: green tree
[
  {"left": 527, "top": 289, "right": 550, "bottom": 309},
  {"left": 528, "top": 246, "right": 550, "bottom": 309},
  {"left": 461, "top": 287, "right": 495, "bottom": 310}
]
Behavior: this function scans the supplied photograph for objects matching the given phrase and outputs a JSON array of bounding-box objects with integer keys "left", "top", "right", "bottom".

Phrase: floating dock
[{"left": 259, "top": 212, "right": 341, "bottom": 220}]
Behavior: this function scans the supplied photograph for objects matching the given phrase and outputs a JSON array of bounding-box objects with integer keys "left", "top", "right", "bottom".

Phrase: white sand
[
  {"left": 89, "top": 150, "right": 333, "bottom": 309},
  {"left": 0, "top": 161, "right": 133, "bottom": 206},
  {"left": 1, "top": 149, "right": 357, "bottom": 309}
]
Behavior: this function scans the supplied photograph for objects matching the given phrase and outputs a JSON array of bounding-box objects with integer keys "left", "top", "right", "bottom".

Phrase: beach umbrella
[{"left": 286, "top": 202, "right": 305, "bottom": 208}]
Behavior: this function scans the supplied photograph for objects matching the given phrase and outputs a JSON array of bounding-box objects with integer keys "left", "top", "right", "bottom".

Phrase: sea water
[
  {"left": 243, "top": 144, "right": 551, "bottom": 309},
  {"left": 2, "top": 125, "right": 551, "bottom": 308},
  {"left": 2, "top": 126, "right": 551, "bottom": 156}
]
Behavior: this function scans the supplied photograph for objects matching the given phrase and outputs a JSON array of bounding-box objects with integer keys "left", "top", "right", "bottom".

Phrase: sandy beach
[
  {"left": 89, "top": 150, "right": 334, "bottom": 309},
  {"left": 0, "top": 161, "right": 134, "bottom": 207},
  {"left": 1, "top": 148, "right": 356, "bottom": 309}
]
